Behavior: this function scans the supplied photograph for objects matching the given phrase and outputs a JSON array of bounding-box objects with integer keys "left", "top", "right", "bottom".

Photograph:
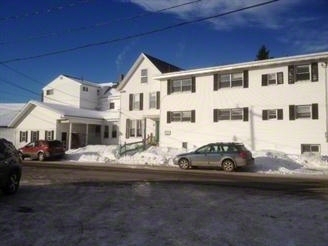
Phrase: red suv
[{"left": 19, "top": 140, "right": 65, "bottom": 161}]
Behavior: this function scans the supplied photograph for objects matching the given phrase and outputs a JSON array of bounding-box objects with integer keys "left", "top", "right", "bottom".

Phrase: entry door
[{"left": 61, "top": 132, "right": 67, "bottom": 150}]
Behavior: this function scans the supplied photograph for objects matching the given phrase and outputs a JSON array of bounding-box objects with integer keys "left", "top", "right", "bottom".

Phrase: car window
[
  {"left": 221, "top": 145, "right": 238, "bottom": 152},
  {"left": 197, "top": 145, "right": 211, "bottom": 153}
]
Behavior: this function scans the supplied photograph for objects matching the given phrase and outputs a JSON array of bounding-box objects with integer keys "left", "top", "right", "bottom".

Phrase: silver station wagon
[{"left": 173, "top": 142, "right": 254, "bottom": 172}]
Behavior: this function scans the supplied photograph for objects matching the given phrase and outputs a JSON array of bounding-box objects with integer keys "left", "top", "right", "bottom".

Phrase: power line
[
  {"left": 0, "top": 0, "right": 279, "bottom": 64},
  {"left": 0, "top": 0, "right": 202, "bottom": 46},
  {"left": 0, "top": 0, "right": 94, "bottom": 22}
]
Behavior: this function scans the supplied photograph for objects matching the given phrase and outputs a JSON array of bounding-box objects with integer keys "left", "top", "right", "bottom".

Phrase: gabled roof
[
  {"left": 0, "top": 103, "right": 26, "bottom": 127},
  {"left": 117, "top": 53, "right": 182, "bottom": 90},
  {"left": 8, "top": 101, "right": 107, "bottom": 128},
  {"left": 143, "top": 53, "right": 182, "bottom": 73}
]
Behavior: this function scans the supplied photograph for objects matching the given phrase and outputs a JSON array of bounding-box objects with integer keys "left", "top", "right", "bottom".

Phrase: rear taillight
[{"left": 239, "top": 151, "right": 248, "bottom": 159}]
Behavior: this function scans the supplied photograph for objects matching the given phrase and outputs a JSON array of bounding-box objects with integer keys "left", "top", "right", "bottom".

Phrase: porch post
[
  {"left": 68, "top": 122, "right": 72, "bottom": 150},
  {"left": 85, "top": 124, "right": 89, "bottom": 146}
]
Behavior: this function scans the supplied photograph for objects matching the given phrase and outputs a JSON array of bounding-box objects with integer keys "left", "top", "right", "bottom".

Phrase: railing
[{"left": 119, "top": 136, "right": 158, "bottom": 156}]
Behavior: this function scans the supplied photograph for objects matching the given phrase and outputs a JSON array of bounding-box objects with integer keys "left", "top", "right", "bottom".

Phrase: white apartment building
[{"left": 155, "top": 51, "right": 328, "bottom": 155}]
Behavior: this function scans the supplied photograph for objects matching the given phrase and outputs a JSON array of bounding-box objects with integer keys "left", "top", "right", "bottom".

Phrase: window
[
  {"left": 262, "top": 109, "right": 283, "bottom": 120},
  {"left": 109, "top": 102, "right": 115, "bottom": 109},
  {"left": 288, "top": 63, "right": 318, "bottom": 83},
  {"left": 214, "top": 71, "right": 248, "bottom": 90},
  {"left": 289, "top": 104, "right": 318, "bottom": 120},
  {"left": 45, "top": 130, "right": 54, "bottom": 140},
  {"left": 46, "top": 89, "right": 54, "bottom": 95},
  {"left": 301, "top": 144, "right": 320, "bottom": 154},
  {"left": 31, "top": 131, "right": 39, "bottom": 142},
  {"left": 213, "top": 108, "right": 248, "bottom": 122},
  {"left": 141, "top": 69, "right": 148, "bottom": 83},
  {"left": 167, "top": 110, "right": 195, "bottom": 123},
  {"left": 19, "top": 131, "right": 28, "bottom": 142},
  {"left": 112, "top": 125, "right": 117, "bottom": 138},
  {"left": 82, "top": 86, "right": 88, "bottom": 92},
  {"left": 149, "top": 91, "right": 160, "bottom": 109},
  {"left": 126, "top": 119, "right": 143, "bottom": 138},
  {"left": 129, "top": 93, "right": 143, "bottom": 111},
  {"left": 104, "top": 126, "right": 109, "bottom": 138},
  {"left": 262, "top": 72, "right": 284, "bottom": 86},
  {"left": 167, "top": 77, "right": 195, "bottom": 94}
]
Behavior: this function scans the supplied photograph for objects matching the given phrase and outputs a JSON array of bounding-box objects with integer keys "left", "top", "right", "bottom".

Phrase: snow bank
[{"left": 65, "top": 145, "right": 328, "bottom": 175}]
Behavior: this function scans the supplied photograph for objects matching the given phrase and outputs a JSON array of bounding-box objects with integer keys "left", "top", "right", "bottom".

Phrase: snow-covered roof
[
  {"left": 155, "top": 51, "right": 328, "bottom": 80},
  {"left": 0, "top": 103, "right": 26, "bottom": 127}
]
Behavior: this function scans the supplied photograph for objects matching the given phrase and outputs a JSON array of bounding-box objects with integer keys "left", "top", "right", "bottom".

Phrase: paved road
[{"left": 21, "top": 160, "right": 328, "bottom": 197}]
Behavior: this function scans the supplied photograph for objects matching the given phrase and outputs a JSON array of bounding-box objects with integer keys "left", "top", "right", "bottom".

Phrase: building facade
[{"left": 155, "top": 51, "right": 328, "bottom": 155}]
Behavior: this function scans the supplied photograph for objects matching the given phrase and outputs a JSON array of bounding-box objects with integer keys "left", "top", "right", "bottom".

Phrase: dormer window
[
  {"left": 46, "top": 89, "right": 54, "bottom": 95},
  {"left": 141, "top": 69, "right": 148, "bottom": 83},
  {"left": 82, "top": 86, "right": 88, "bottom": 92}
]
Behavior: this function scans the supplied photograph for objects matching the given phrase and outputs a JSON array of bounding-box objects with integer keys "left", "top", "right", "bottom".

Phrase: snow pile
[{"left": 65, "top": 145, "right": 328, "bottom": 175}]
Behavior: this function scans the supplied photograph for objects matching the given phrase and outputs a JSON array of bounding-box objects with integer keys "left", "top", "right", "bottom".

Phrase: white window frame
[
  {"left": 219, "top": 72, "right": 243, "bottom": 88},
  {"left": 19, "top": 131, "right": 27, "bottom": 142},
  {"left": 141, "top": 69, "right": 148, "bottom": 83},
  {"left": 172, "top": 78, "right": 192, "bottom": 93},
  {"left": 149, "top": 92, "right": 157, "bottom": 109},
  {"left": 301, "top": 144, "right": 320, "bottom": 154},
  {"left": 46, "top": 89, "right": 54, "bottom": 95},
  {"left": 45, "top": 130, "right": 54, "bottom": 141},
  {"left": 218, "top": 108, "right": 243, "bottom": 121},
  {"left": 133, "top": 94, "right": 140, "bottom": 110},
  {"left": 171, "top": 111, "right": 192, "bottom": 122},
  {"left": 295, "top": 64, "right": 310, "bottom": 82},
  {"left": 129, "top": 120, "right": 143, "bottom": 137},
  {"left": 295, "top": 105, "right": 311, "bottom": 119},
  {"left": 82, "top": 86, "right": 89, "bottom": 92}
]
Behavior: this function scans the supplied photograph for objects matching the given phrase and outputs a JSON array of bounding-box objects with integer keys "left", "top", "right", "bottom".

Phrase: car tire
[
  {"left": 19, "top": 152, "right": 24, "bottom": 161},
  {"left": 178, "top": 158, "right": 190, "bottom": 169},
  {"left": 38, "top": 152, "right": 45, "bottom": 161},
  {"left": 222, "top": 159, "right": 235, "bottom": 172},
  {"left": 2, "top": 171, "right": 20, "bottom": 195}
]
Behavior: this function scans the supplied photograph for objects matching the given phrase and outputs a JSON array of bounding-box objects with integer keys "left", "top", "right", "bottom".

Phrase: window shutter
[
  {"left": 19, "top": 131, "right": 22, "bottom": 142},
  {"left": 312, "top": 103, "right": 318, "bottom": 119},
  {"left": 26, "top": 131, "right": 28, "bottom": 142},
  {"left": 288, "top": 65, "right": 295, "bottom": 84},
  {"left": 311, "top": 63, "right": 318, "bottom": 82},
  {"left": 289, "top": 105, "right": 295, "bottom": 120},
  {"left": 277, "top": 72, "right": 284, "bottom": 84},
  {"left": 243, "top": 70, "right": 249, "bottom": 88},
  {"left": 243, "top": 107, "right": 249, "bottom": 121},
  {"left": 51, "top": 130, "right": 54, "bottom": 140},
  {"left": 262, "top": 110, "right": 268, "bottom": 120},
  {"left": 167, "top": 80, "right": 172, "bottom": 95},
  {"left": 191, "top": 77, "right": 196, "bottom": 93},
  {"left": 126, "top": 119, "right": 130, "bottom": 138},
  {"left": 277, "top": 109, "right": 283, "bottom": 120},
  {"left": 140, "top": 93, "right": 143, "bottom": 110},
  {"left": 129, "top": 94, "right": 133, "bottom": 111},
  {"left": 167, "top": 111, "right": 171, "bottom": 123},
  {"left": 191, "top": 110, "right": 195, "bottom": 123},
  {"left": 213, "top": 74, "right": 219, "bottom": 91},
  {"left": 262, "top": 74, "right": 268, "bottom": 86},
  {"left": 213, "top": 109, "right": 218, "bottom": 122},
  {"left": 36, "top": 131, "right": 39, "bottom": 140},
  {"left": 156, "top": 91, "right": 160, "bottom": 109}
]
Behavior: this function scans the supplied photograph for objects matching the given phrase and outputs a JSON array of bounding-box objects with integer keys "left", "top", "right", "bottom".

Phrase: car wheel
[
  {"left": 2, "top": 172, "right": 20, "bottom": 195},
  {"left": 222, "top": 159, "right": 235, "bottom": 172},
  {"left": 19, "top": 152, "right": 24, "bottom": 161},
  {"left": 38, "top": 152, "right": 45, "bottom": 161},
  {"left": 178, "top": 158, "right": 190, "bottom": 169}
]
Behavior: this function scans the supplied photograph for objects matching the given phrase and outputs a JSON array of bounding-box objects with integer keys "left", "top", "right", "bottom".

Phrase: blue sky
[{"left": 1, "top": 0, "right": 328, "bottom": 103}]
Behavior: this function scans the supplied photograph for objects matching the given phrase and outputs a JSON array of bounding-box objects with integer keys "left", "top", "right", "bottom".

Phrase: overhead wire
[
  {"left": 0, "top": 0, "right": 279, "bottom": 64},
  {"left": 0, "top": 0, "right": 203, "bottom": 45}
]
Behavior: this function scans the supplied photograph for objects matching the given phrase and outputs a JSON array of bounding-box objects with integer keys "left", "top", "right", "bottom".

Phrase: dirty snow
[{"left": 65, "top": 145, "right": 328, "bottom": 175}]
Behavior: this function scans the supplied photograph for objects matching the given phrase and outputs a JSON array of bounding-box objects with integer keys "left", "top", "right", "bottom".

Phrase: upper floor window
[
  {"left": 289, "top": 104, "right": 318, "bottom": 120},
  {"left": 149, "top": 91, "right": 160, "bottom": 109},
  {"left": 167, "top": 110, "right": 195, "bottom": 123},
  {"left": 167, "top": 77, "right": 195, "bottom": 95},
  {"left": 288, "top": 63, "right": 318, "bottom": 84},
  {"left": 46, "top": 89, "right": 54, "bottom": 95},
  {"left": 82, "top": 86, "right": 89, "bottom": 92},
  {"left": 213, "top": 108, "right": 248, "bottom": 122},
  {"left": 262, "top": 109, "right": 283, "bottom": 120},
  {"left": 129, "top": 93, "right": 143, "bottom": 111},
  {"left": 214, "top": 71, "right": 248, "bottom": 90},
  {"left": 109, "top": 102, "right": 115, "bottom": 109},
  {"left": 262, "top": 72, "right": 284, "bottom": 86},
  {"left": 141, "top": 69, "right": 148, "bottom": 83}
]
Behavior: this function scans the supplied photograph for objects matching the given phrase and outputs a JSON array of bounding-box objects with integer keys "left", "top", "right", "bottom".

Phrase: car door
[
  {"left": 207, "top": 144, "right": 222, "bottom": 166},
  {"left": 22, "top": 142, "right": 36, "bottom": 158},
  {"left": 190, "top": 145, "right": 211, "bottom": 166}
]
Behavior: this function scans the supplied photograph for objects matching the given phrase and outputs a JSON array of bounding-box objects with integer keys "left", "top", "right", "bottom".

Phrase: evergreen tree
[{"left": 256, "top": 45, "right": 270, "bottom": 60}]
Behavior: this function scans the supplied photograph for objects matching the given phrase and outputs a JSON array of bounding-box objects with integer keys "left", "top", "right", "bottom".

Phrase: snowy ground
[{"left": 65, "top": 145, "right": 328, "bottom": 175}]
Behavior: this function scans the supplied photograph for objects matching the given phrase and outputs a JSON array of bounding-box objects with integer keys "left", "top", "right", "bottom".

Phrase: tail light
[{"left": 239, "top": 151, "right": 248, "bottom": 159}]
